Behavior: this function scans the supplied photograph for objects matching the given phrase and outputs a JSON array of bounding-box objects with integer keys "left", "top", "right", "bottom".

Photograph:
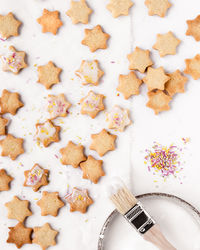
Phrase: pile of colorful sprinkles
[{"left": 144, "top": 142, "right": 184, "bottom": 179}]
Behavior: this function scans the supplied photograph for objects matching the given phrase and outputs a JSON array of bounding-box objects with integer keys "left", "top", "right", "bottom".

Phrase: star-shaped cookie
[
  {"left": 106, "top": 105, "right": 132, "bottom": 132},
  {"left": 145, "top": 0, "right": 171, "bottom": 17},
  {"left": 5, "top": 196, "right": 32, "bottom": 222},
  {"left": 0, "top": 46, "right": 27, "bottom": 74},
  {"left": 76, "top": 60, "right": 104, "bottom": 86},
  {"left": 60, "top": 141, "right": 86, "bottom": 168},
  {"left": 37, "top": 61, "right": 62, "bottom": 89},
  {"left": 35, "top": 120, "right": 60, "bottom": 147},
  {"left": 107, "top": 0, "right": 134, "bottom": 18},
  {"left": 186, "top": 15, "right": 200, "bottom": 42},
  {"left": 65, "top": 187, "right": 93, "bottom": 213},
  {"left": 0, "top": 12, "right": 21, "bottom": 40},
  {"left": 143, "top": 67, "right": 170, "bottom": 91},
  {"left": 80, "top": 91, "right": 105, "bottom": 119},
  {"left": 47, "top": 94, "right": 71, "bottom": 119},
  {"left": 0, "top": 89, "right": 24, "bottom": 115},
  {"left": 165, "top": 70, "right": 188, "bottom": 96},
  {"left": 33, "top": 223, "right": 58, "bottom": 250},
  {"left": 127, "top": 47, "right": 153, "bottom": 73},
  {"left": 153, "top": 31, "right": 181, "bottom": 57},
  {"left": 7, "top": 222, "right": 32, "bottom": 249},
  {"left": 82, "top": 25, "right": 110, "bottom": 52},
  {"left": 66, "top": 0, "right": 93, "bottom": 24},
  {"left": 0, "top": 169, "right": 13, "bottom": 191},
  {"left": 90, "top": 129, "right": 117, "bottom": 156},
  {"left": 80, "top": 155, "right": 104, "bottom": 184},
  {"left": 117, "top": 71, "right": 142, "bottom": 99},
  {"left": 24, "top": 164, "right": 49, "bottom": 192},
  {"left": 184, "top": 54, "right": 200, "bottom": 80},
  {"left": 146, "top": 90, "right": 172, "bottom": 114},
  {"left": 0, "top": 115, "right": 8, "bottom": 135},
  {"left": 37, "top": 191, "right": 64, "bottom": 217},
  {"left": 37, "top": 9, "right": 63, "bottom": 35},
  {"left": 0, "top": 134, "right": 24, "bottom": 160}
]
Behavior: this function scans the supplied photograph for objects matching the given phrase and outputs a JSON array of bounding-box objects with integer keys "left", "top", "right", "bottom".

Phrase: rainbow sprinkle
[{"left": 144, "top": 142, "right": 183, "bottom": 178}]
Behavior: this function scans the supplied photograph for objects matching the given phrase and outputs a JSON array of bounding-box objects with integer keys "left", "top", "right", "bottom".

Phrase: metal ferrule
[{"left": 124, "top": 202, "right": 155, "bottom": 234}]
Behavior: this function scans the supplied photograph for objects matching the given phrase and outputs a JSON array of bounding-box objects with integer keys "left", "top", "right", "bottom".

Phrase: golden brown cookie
[
  {"left": 106, "top": 0, "right": 134, "bottom": 18},
  {"left": 0, "top": 134, "right": 24, "bottom": 160},
  {"left": 0, "top": 169, "right": 13, "bottom": 191},
  {"left": 145, "top": 0, "right": 171, "bottom": 17},
  {"left": 37, "top": 191, "right": 64, "bottom": 217},
  {"left": 80, "top": 155, "right": 104, "bottom": 184},
  {"left": 65, "top": 187, "right": 93, "bottom": 213},
  {"left": 35, "top": 120, "right": 60, "bottom": 147},
  {"left": 82, "top": 25, "right": 110, "bottom": 52},
  {"left": 106, "top": 105, "right": 132, "bottom": 132},
  {"left": 80, "top": 91, "right": 105, "bottom": 119},
  {"left": 184, "top": 54, "right": 200, "bottom": 80},
  {"left": 33, "top": 223, "right": 58, "bottom": 250},
  {"left": 127, "top": 47, "right": 153, "bottom": 73},
  {"left": 0, "top": 46, "right": 27, "bottom": 74},
  {"left": 0, "top": 12, "right": 21, "bottom": 40},
  {"left": 5, "top": 196, "right": 32, "bottom": 222},
  {"left": 143, "top": 67, "right": 170, "bottom": 91},
  {"left": 60, "top": 141, "right": 87, "bottom": 168},
  {"left": 37, "top": 61, "right": 62, "bottom": 89},
  {"left": 146, "top": 90, "right": 172, "bottom": 114},
  {"left": 47, "top": 93, "right": 71, "bottom": 119},
  {"left": 117, "top": 71, "right": 142, "bottom": 99},
  {"left": 37, "top": 9, "right": 63, "bottom": 35},
  {"left": 90, "top": 129, "right": 117, "bottom": 157},
  {"left": 165, "top": 70, "right": 188, "bottom": 96},
  {"left": 7, "top": 222, "right": 32, "bottom": 249},
  {"left": 0, "top": 89, "right": 24, "bottom": 115},
  {"left": 153, "top": 31, "right": 181, "bottom": 57},
  {"left": 66, "top": 0, "right": 93, "bottom": 24},
  {"left": 0, "top": 115, "right": 8, "bottom": 135},
  {"left": 186, "top": 15, "right": 200, "bottom": 42},
  {"left": 24, "top": 164, "right": 49, "bottom": 192},
  {"left": 76, "top": 60, "right": 104, "bottom": 86}
]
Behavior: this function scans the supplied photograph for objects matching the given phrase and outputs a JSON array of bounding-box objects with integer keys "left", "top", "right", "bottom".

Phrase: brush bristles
[{"left": 110, "top": 186, "right": 137, "bottom": 215}]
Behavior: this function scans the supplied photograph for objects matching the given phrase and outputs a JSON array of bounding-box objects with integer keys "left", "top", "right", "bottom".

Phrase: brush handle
[{"left": 143, "top": 225, "right": 176, "bottom": 250}]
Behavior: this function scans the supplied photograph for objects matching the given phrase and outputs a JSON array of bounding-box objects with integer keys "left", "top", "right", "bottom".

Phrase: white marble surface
[{"left": 0, "top": 0, "right": 200, "bottom": 249}]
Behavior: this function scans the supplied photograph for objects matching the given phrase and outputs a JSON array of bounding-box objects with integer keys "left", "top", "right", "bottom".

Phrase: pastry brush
[{"left": 108, "top": 178, "right": 176, "bottom": 250}]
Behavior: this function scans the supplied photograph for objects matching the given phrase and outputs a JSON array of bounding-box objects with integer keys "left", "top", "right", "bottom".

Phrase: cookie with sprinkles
[
  {"left": 184, "top": 54, "right": 200, "bottom": 80},
  {"left": 37, "top": 9, "right": 63, "bottom": 35},
  {"left": 37, "top": 61, "right": 62, "bottom": 89},
  {"left": 0, "top": 115, "right": 8, "bottom": 135},
  {"left": 35, "top": 120, "right": 60, "bottom": 147},
  {"left": 90, "top": 129, "right": 117, "bottom": 157},
  {"left": 82, "top": 25, "right": 110, "bottom": 52},
  {"left": 65, "top": 187, "right": 93, "bottom": 213},
  {"left": 24, "top": 164, "right": 49, "bottom": 192},
  {"left": 0, "top": 169, "right": 13, "bottom": 191},
  {"left": 33, "top": 223, "right": 58, "bottom": 250},
  {"left": 186, "top": 15, "right": 200, "bottom": 42},
  {"left": 143, "top": 67, "right": 170, "bottom": 91},
  {"left": 106, "top": 105, "right": 131, "bottom": 132},
  {"left": 60, "top": 141, "right": 86, "bottom": 168},
  {"left": 76, "top": 60, "right": 104, "bottom": 86},
  {"left": 0, "top": 46, "right": 27, "bottom": 74},
  {"left": 47, "top": 93, "right": 71, "bottom": 119},
  {"left": 5, "top": 196, "right": 32, "bottom": 222},
  {"left": 66, "top": 0, "right": 93, "bottom": 24},
  {"left": 146, "top": 90, "right": 172, "bottom": 114},
  {"left": 117, "top": 71, "right": 142, "bottom": 99},
  {"left": 0, "top": 12, "right": 21, "bottom": 40},
  {"left": 107, "top": 0, "right": 134, "bottom": 18},
  {"left": 127, "top": 47, "right": 153, "bottom": 73},
  {"left": 145, "top": 0, "right": 171, "bottom": 17},
  {"left": 80, "top": 155, "right": 104, "bottom": 184},
  {"left": 80, "top": 91, "right": 105, "bottom": 119}
]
